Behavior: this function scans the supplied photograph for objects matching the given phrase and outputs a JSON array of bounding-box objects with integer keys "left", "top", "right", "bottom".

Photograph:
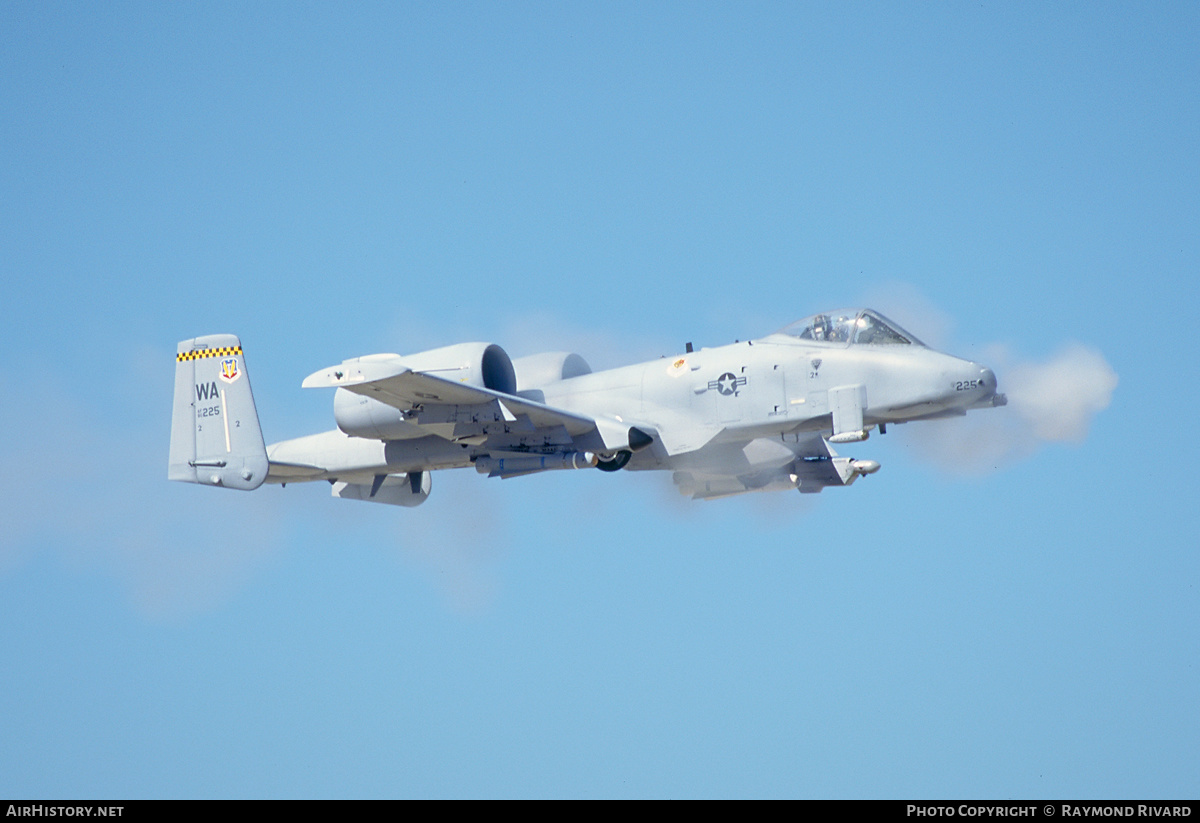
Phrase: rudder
[{"left": 169, "top": 334, "right": 268, "bottom": 490}]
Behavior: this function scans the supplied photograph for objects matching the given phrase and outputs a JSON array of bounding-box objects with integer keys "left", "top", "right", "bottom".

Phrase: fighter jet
[{"left": 169, "top": 308, "right": 1005, "bottom": 503}]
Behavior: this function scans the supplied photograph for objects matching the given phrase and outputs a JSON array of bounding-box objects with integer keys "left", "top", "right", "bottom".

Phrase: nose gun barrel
[{"left": 971, "top": 365, "right": 1006, "bottom": 408}]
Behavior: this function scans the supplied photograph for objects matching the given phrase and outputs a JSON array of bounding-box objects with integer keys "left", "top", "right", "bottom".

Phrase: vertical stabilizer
[{"left": 169, "top": 334, "right": 268, "bottom": 490}]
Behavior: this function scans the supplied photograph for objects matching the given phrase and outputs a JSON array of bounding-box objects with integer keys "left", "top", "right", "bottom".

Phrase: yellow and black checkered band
[{"left": 176, "top": 346, "right": 243, "bottom": 362}]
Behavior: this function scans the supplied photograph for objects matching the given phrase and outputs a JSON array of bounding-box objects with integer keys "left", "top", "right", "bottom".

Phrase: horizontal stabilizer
[{"left": 266, "top": 461, "right": 326, "bottom": 480}]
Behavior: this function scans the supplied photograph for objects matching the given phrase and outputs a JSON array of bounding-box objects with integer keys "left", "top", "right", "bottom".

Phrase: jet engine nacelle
[
  {"left": 401, "top": 342, "right": 517, "bottom": 394},
  {"left": 334, "top": 342, "right": 517, "bottom": 439},
  {"left": 511, "top": 352, "right": 592, "bottom": 392}
]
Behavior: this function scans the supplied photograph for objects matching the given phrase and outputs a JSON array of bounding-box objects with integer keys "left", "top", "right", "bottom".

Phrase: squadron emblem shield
[{"left": 219, "top": 357, "right": 240, "bottom": 383}]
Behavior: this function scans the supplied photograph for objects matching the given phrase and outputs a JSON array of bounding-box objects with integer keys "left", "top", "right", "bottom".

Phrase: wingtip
[
  {"left": 301, "top": 367, "right": 357, "bottom": 389},
  {"left": 302, "top": 357, "right": 412, "bottom": 389}
]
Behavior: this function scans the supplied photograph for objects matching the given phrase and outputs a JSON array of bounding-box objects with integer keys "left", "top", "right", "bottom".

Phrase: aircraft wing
[
  {"left": 302, "top": 356, "right": 648, "bottom": 461},
  {"left": 670, "top": 434, "right": 878, "bottom": 499}
]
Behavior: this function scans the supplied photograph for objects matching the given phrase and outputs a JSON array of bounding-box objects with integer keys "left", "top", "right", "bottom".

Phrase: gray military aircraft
[{"left": 169, "top": 308, "right": 1006, "bottom": 503}]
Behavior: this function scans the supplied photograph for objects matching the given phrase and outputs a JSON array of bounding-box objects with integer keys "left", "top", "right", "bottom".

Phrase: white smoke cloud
[
  {"left": 383, "top": 469, "right": 506, "bottom": 615},
  {"left": 905, "top": 342, "right": 1118, "bottom": 474},
  {"left": 1004, "top": 344, "right": 1119, "bottom": 443}
]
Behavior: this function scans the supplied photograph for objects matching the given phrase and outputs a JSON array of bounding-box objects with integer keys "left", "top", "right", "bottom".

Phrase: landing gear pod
[{"left": 596, "top": 450, "right": 632, "bottom": 472}]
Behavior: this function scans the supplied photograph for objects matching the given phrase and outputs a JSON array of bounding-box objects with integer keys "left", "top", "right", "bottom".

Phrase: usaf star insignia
[{"left": 708, "top": 372, "right": 747, "bottom": 396}]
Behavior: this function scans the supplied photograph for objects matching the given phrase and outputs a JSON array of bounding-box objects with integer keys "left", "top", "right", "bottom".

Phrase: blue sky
[{"left": 1, "top": 2, "right": 1196, "bottom": 798}]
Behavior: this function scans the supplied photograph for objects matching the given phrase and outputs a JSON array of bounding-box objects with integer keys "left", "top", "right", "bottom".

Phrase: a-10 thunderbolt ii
[{"left": 169, "top": 308, "right": 1006, "bottom": 504}]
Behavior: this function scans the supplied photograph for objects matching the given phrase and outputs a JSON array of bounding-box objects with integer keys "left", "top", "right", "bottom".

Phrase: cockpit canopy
[{"left": 777, "top": 308, "right": 925, "bottom": 347}]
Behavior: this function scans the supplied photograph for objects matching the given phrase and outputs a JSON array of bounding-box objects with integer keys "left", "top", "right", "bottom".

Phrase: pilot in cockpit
[
  {"left": 825, "top": 314, "right": 852, "bottom": 343},
  {"left": 778, "top": 309, "right": 922, "bottom": 347}
]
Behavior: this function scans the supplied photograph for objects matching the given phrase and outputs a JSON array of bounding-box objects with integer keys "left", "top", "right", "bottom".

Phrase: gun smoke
[{"left": 906, "top": 342, "right": 1118, "bottom": 473}]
